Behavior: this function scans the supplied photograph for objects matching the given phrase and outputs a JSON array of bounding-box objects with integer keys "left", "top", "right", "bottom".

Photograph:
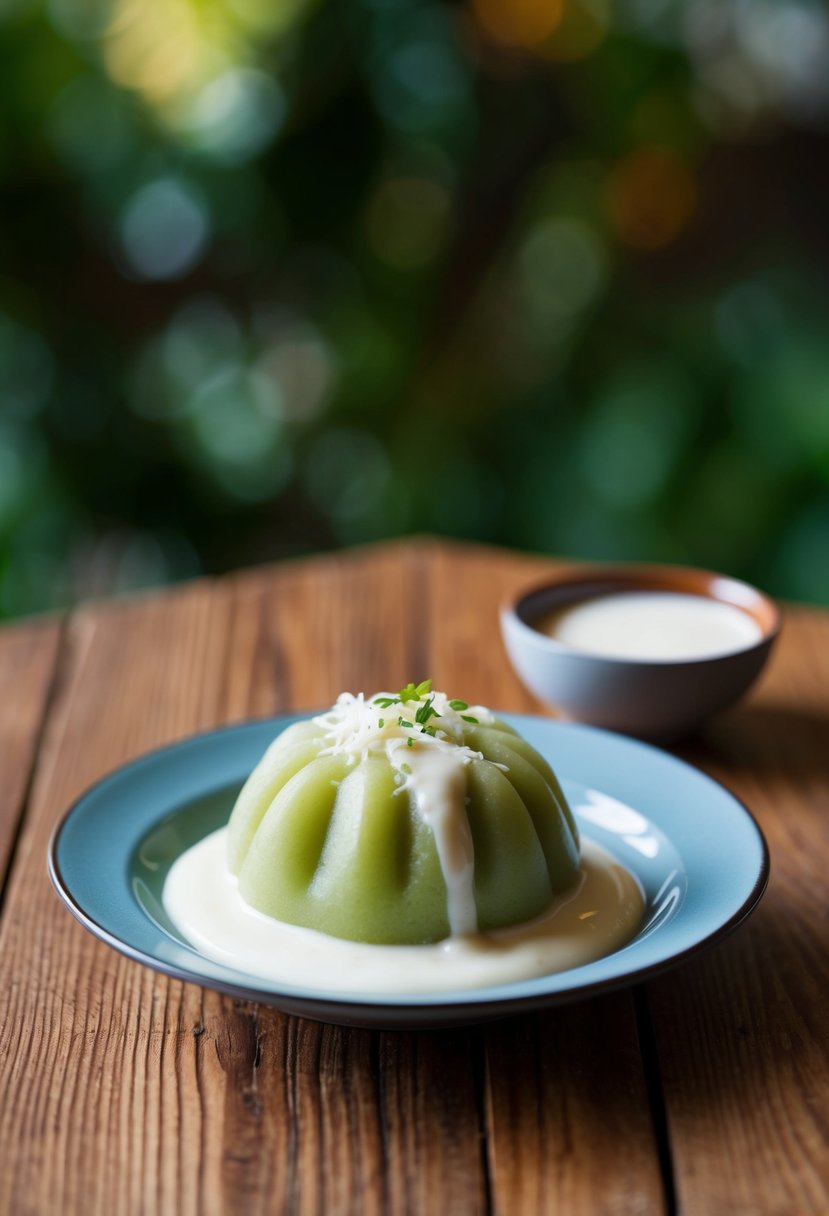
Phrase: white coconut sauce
[
  {"left": 402, "top": 747, "right": 478, "bottom": 936},
  {"left": 163, "top": 828, "right": 644, "bottom": 994},
  {"left": 537, "top": 591, "right": 762, "bottom": 661}
]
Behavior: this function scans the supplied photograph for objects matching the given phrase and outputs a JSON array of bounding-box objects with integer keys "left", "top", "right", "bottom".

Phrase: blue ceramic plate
[{"left": 48, "top": 714, "right": 768, "bottom": 1028}]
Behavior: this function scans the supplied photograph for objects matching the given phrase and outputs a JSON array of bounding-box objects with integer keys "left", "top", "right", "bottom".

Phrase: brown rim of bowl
[{"left": 503, "top": 563, "right": 781, "bottom": 646}]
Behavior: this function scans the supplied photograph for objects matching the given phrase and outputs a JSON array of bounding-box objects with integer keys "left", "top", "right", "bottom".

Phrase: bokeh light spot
[
  {"left": 188, "top": 366, "right": 281, "bottom": 463},
  {"left": 471, "top": 0, "right": 564, "bottom": 49},
  {"left": 104, "top": 0, "right": 202, "bottom": 103},
  {"left": 394, "top": 43, "right": 462, "bottom": 107},
  {"left": 606, "top": 147, "right": 697, "bottom": 250},
  {"left": 183, "top": 365, "right": 291, "bottom": 502},
  {"left": 182, "top": 68, "right": 285, "bottom": 163},
  {"left": 164, "top": 299, "right": 244, "bottom": 388},
  {"left": 371, "top": 13, "right": 473, "bottom": 136},
  {"left": 519, "top": 217, "right": 607, "bottom": 317},
  {"left": 129, "top": 298, "right": 244, "bottom": 419},
  {"left": 120, "top": 179, "right": 209, "bottom": 280},
  {"left": 255, "top": 327, "right": 336, "bottom": 422}
]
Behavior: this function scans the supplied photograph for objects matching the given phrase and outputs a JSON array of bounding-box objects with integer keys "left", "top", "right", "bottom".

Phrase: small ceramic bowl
[{"left": 500, "top": 564, "right": 780, "bottom": 740}]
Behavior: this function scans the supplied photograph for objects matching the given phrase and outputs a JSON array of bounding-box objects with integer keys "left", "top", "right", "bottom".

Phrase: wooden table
[{"left": 1, "top": 539, "right": 827, "bottom": 1215}]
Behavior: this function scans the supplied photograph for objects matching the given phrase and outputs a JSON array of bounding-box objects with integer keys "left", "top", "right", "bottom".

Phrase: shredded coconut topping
[{"left": 312, "top": 690, "right": 499, "bottom": 778}]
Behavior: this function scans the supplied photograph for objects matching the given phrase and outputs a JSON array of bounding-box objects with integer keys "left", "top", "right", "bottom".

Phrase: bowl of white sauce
[{"left": 500, "top": 564, "right": 780, "bottom": 740}]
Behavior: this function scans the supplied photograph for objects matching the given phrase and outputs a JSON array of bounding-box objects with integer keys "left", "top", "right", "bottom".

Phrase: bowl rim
[{"left": 501, "top": 561, "right": 781, "bottom": 669}]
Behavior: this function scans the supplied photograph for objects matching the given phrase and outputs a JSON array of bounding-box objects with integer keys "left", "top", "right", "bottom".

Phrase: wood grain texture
[
  {"left": 649, "top": 605, "right": 829, "bottom": 1215},
  {"left": 426, "top": 542, "right": 664, "bottom": 1215},
  {"left": 0, "top": 618, "right": 62, "bottom": 884},
  {"left": 0, "top": 541, "right": 827, "bottom": 1215},
  {"left": 484, "top": 1001, "right": 660, "bottom": 1216},
  {"left": 222, "top": 540, "right": 488, "bottom": 1216},
  {"left": 0, "top": 582, "right": 231, "bottom": 1216}
]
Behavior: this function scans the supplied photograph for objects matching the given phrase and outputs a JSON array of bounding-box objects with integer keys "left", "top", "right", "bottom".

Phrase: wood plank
[
  {"left": 0, "top": 581, "right": 232, "bottom": 1216},
  {"left": 222, "top": 539, "right": 488, "bottom": 1216},
  {"left": 485, "top": 1001, "right": 661, "bottom": 1216},
  {"left": 650, "top": 605, "right": 829, "bottom": 1215},
  {"left": 0, "top": 618, "right": 62, "bottom": 884},
  {"left": 0, "top": 543, "right": 493, "bottom": 1216},
  {"left": 427, "top": 543, "right": 665, "bottom": 1215}
]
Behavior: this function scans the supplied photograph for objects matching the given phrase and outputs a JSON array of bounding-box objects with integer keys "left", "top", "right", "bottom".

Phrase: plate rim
[{"left": 47, "top": 713, "right": 770, "bottom": 1027}]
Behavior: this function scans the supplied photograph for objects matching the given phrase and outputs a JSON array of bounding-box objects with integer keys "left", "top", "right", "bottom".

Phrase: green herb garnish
[
  {"left": 398, "top": 679, "right": 432, "bottom": 703},
  {"left": 374, "top": 680, "right": 432, "bottom": 710},
  {"left": 415, "top": 695, "right": 439, "bottom": 726},
  {"left": 373, "top": 680, "right": 477, "bottom": 737}
]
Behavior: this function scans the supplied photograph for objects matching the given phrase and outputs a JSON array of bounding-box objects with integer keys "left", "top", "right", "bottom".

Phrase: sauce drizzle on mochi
[{"left": 311, "top": 690, "right": 500, "bottom": 936}]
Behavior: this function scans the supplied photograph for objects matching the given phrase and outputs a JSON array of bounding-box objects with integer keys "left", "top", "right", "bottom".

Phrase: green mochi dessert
[{"left": 226, "top": 685, "right": 580, "bottom": 946}]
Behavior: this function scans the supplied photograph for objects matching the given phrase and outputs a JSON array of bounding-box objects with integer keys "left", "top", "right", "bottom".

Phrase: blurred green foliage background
[{"left": 2, "top": 0, "right": 828, "bottom": 618}]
